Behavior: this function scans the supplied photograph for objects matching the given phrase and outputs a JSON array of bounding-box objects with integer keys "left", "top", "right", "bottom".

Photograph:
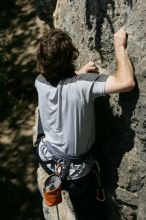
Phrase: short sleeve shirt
[{"left": 35, "top": 73, "right": 108, "bottom": 179}]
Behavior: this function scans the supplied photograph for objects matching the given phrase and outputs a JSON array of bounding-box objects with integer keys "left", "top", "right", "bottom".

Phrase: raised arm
[{"left": 105, "top": 28, "right": 135, "bottom": 94}]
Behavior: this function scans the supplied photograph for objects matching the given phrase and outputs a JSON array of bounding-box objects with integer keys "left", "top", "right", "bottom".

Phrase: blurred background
[{"left": 0, "top": 0, "right": 47, "bottom": 219}]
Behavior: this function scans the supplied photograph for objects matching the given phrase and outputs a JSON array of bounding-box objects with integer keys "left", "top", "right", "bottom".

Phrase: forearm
[
  {"left": 76, "top": 61, "right": 99, "bottom": 75},
  {"left": 115, "top": 47, "right": 134, "bottom": 84},
  {"left": 105, "top": 28, "right": 135, "bottom": 94}
]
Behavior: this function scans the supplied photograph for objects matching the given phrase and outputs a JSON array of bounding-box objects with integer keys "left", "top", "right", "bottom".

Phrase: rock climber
[{"left": 34, "top": 27, "right": 135, "bottom": 220}]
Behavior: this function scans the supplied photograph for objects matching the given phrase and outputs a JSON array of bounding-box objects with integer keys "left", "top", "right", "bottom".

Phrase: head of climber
[{"left": 37, "top": 28, "right": 79, "bottom": 84}]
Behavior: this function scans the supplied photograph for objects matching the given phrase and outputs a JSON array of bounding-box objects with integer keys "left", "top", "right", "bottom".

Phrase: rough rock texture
[{"left": 36, "top": 0, "right": 146, "bottom": 219}]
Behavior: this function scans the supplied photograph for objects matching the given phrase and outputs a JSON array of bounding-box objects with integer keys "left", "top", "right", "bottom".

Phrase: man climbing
[{"left": 34, "top": 28, "right": 135, "bottom": 220}]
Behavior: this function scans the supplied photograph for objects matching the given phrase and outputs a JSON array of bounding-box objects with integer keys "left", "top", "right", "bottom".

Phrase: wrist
[{"left": 115, "top": 46, "right": 125, "bottom": 54}]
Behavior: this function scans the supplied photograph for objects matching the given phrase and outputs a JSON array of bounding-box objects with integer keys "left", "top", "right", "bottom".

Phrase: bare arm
[{"left": 105, "top": 28, "right": 135, "bottom": 94}]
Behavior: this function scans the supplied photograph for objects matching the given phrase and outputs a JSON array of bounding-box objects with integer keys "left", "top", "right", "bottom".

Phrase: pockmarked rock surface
[{"left": 36, "top": 0, "right": 146, "bottom": 219}]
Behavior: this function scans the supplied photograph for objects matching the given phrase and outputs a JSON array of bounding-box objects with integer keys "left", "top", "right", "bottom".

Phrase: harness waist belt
[{"left": 45, "top": 141, "right": 91, "bottom": 164}]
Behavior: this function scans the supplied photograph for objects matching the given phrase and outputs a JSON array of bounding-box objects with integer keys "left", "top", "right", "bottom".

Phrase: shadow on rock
[
  {"left": 85, "top": 0, "right": 133, "bottom": 61},
  {"left": 35, "top": 0, "right": 57, "bottom": 27},
  {"left": 92, "top": 82, "right": 139, "bottom": 219},
  {"left": 85, "top": 0, "right": 115, "bottom": 60}
]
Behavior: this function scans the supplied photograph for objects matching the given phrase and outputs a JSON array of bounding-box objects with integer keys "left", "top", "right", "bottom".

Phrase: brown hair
[{"left": 37, "top": 28, "right": 79, "bottom": 84}]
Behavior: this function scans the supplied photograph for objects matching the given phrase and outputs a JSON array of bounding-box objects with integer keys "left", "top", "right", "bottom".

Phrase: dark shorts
[{"left": 63, "top": 171, "right": 107, "bottom": 220}]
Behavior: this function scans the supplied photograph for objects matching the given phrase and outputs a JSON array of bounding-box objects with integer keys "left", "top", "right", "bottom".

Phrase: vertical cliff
[{"left": 36, "top": 0, "right": 146, "bottom": 219}]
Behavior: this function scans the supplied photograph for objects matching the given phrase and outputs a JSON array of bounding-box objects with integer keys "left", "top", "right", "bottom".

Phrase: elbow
[{"left": 123, "top": 80, "right": 135, "bottom": 92}]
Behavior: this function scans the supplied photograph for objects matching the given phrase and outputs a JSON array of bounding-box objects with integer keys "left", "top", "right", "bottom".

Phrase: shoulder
[
  {"left": 35, "top": 74, "right": 50, "bottom": 85},
  {"left": 76, "top": 73, "right": 108, "bottom": 82},
  {"left": 61, "top": 73, "right": 101, "bottom": 84}
]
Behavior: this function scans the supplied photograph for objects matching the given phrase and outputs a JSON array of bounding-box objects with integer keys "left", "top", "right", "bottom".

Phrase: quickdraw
[{"left": 92, "top": 161, "right": 106, "bottom": 202}]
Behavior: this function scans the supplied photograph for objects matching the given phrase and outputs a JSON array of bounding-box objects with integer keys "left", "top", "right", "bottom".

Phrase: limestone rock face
[{"left": 36, "top": 0, "right": 146, "bottom": 219}]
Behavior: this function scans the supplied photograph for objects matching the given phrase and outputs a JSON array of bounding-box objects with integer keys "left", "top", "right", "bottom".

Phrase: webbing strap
[{"left": 43, "top": 140, "right": 91, "bottom": 164}]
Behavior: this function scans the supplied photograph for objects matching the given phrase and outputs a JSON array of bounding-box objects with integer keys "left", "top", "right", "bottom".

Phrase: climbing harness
[
  {"left": 35, "top": 140, "right": 106, "bottom": 206},
  {"left": 34, "top": 139, "right": 92, "bottom": 206}
]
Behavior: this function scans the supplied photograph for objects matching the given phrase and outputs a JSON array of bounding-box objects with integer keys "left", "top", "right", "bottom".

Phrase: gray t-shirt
[{"left": 35, "top": 73, "right": 108, "bottom": 179}]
